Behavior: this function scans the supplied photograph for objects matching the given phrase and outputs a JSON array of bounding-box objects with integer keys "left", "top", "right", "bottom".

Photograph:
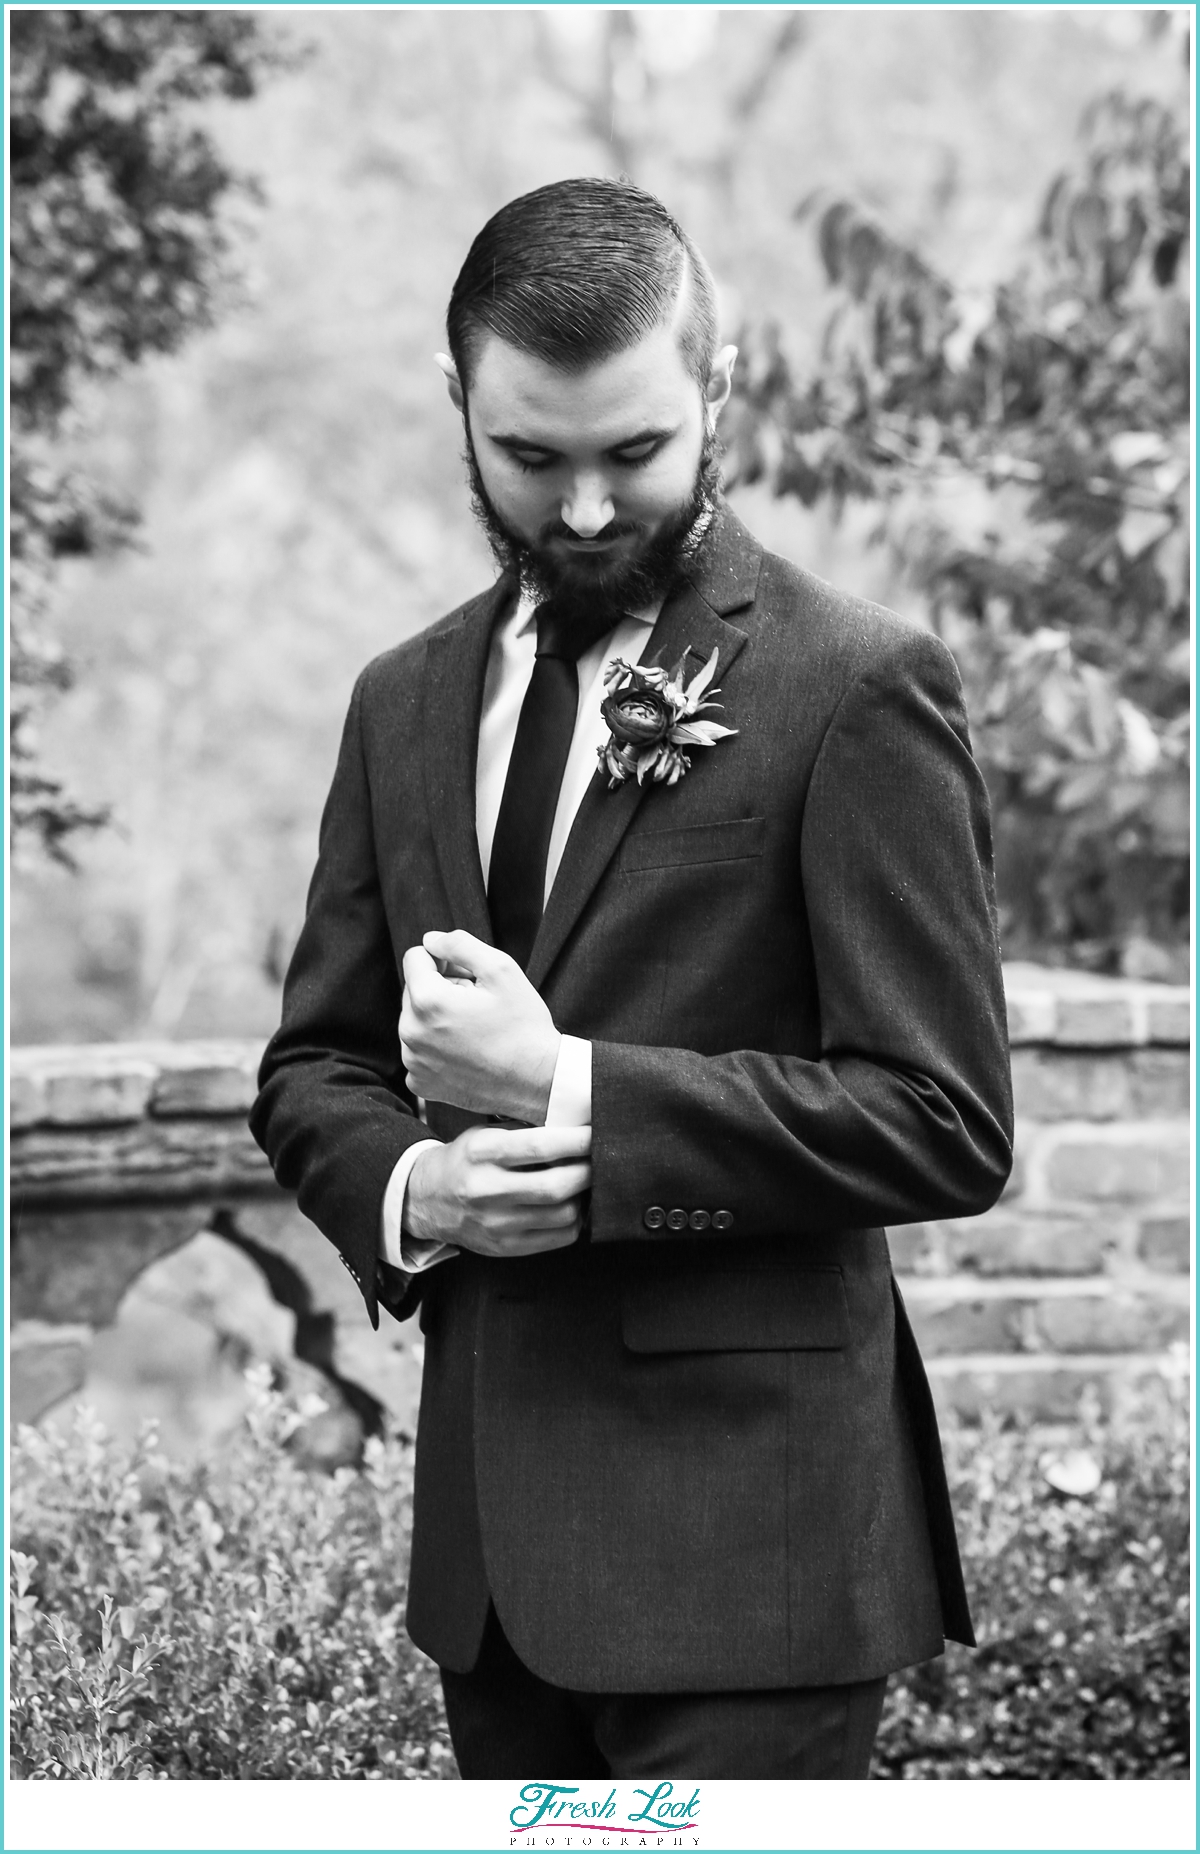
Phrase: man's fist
[
  {"left": 403, "top": 1123, "right": 591, "bottom": 1257},
  {"left": 400, "top": 929, "right": 561, "bottom": 1123}
]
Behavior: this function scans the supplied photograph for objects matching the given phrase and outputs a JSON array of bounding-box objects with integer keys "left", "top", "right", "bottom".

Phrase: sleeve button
[
  {"left": 688, "top": 1208, "right": 711, "bottom": 1231},
  {"left": 712, "top": 1209, "right": 734, "bottom": 1231},
  {"left": 666, "top": 1208, "right": 689, "bottom": 1231},
  {"left": 643, "top": 1205, "right": 667, "bottom": 1231}
]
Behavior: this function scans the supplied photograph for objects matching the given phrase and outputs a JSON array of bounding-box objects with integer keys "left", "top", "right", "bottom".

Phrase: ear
[
  {"left": 704, "top": 344, "right": 738, "bottom": 424},
  {"left": 435, "top": 351, "right": 465, "bottom": 413}
]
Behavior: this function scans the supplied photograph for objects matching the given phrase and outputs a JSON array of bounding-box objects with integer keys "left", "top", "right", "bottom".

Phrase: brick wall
[
  {"left": 9, "top": 964, "right": 1191, "bottom": 1429},
  {"left": 894, "top": 963, "right": 1191, "bottom": 1419}
]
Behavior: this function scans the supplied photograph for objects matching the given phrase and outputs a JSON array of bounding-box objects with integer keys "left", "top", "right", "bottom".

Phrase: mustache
[
  {"left": 539, "top": 518, "right": 639, "bottom": 545},
  {"left": 463, "top": 422, "right": 722, "bottom": 610}
]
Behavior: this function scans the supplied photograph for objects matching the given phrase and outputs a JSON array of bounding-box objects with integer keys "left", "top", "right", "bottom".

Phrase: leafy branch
[
  {"left": 728, "top": 88, "right": 1190, "bottom": 972},
  {"left": 9, "top": 9, "right": 287, "bottom": 864},
  {"left": 11, "top": 1554, "right": 172, "bottom": 1780}
]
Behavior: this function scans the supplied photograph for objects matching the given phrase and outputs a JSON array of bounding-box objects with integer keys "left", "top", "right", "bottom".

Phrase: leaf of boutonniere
[
  {"left": 671, "top": 719, "right": 738, "bottom": 746},
  {"left": 680, "top": 647, "right": 721, "bottom": 713}
]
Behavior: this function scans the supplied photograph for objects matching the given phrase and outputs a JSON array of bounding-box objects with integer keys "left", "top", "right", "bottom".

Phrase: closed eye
[
  {"left": 491, "top": 426, "right": 678, "bottom": 474},
  {"left": 507, "top": 447, "right": 556, "bottom": 473},
  {"left": 509, "top": 440, "right": 662, "bottom": 474},
  {"left": 611, "top": 438, "right": 663, "bottom": 467}
]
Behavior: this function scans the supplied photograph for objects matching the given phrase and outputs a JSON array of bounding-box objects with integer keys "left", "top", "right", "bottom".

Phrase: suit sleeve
[
  {"left": 250, "top": 671, "right": 434, "bottom": 1329},
  {"left": 587, "top": 627, "right": 1014, "bottom": 1243}
]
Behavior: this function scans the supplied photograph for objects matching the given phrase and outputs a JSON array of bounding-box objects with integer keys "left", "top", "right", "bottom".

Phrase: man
[{"left": 252, "top": 177, "right": 1013, "bottom": 1780}]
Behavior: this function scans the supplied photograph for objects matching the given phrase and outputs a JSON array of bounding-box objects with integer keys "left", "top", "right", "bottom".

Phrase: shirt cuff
[
  {"left": 379, "top": 1139, "right": 459, "bottom": 1273},
  {"left": 545, "top": 1035, "right": 592, "bottom": 1126}
]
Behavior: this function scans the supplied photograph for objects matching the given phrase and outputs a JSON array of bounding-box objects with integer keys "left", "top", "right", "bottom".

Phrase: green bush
[
  {"left": 10, "top": 1378, "right": 1189, "bottom": 1779},
  {"left": 10, "top": 1373, "right": 452, "bottom": 1779},
  {"left": 876, "top": 1393, "right": 1191, "bottom": 1778}
]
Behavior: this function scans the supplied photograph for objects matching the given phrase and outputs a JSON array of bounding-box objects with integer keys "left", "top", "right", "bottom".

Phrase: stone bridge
[{"left": 10, "top": 964, "right": 1190, "bottom": 1436}]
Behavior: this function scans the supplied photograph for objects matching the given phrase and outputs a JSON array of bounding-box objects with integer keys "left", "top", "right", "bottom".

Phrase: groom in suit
[{"left": 252, "top": 177, "right": 1013, "bottom": 1779}]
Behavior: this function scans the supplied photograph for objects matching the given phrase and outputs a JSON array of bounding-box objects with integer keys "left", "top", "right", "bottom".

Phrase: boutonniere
[{"left": 598, "top": 648, "right": 737, "bottom": 789}]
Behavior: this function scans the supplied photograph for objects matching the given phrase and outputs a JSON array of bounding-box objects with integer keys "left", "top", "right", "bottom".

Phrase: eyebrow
[{"left": 486, "top": 425, "right": 680, "bottom": 453}]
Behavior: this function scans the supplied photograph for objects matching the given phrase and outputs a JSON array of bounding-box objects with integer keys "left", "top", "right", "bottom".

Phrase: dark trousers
[{"left": 441, "top": 1604, "right": 888, "bottom": 1780}]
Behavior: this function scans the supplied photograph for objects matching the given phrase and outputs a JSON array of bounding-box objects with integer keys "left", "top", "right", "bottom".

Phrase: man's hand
[
  {"left": 402, "top": 1124, "right": 591, "bottom": 1257},
  {"left": 400, "top": 929, "right": 561, "bottom": 1123}
]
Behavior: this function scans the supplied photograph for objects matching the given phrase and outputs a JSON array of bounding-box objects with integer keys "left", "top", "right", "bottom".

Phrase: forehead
[{"left": 468, "top": 324, "right": 699, "bottom": 444}]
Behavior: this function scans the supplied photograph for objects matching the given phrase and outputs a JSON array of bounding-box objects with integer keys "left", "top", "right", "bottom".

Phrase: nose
[{"left": 560, "top": 473, "right": 615, "bottom": 538}]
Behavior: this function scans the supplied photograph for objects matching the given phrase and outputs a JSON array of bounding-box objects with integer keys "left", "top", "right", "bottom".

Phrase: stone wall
[
  {"left": 896, "top": 963, "right": 1190, "bottom": 1419},
  {"left": 9, "top": 1042, "right": 420, "bottom": 1440},
  {"left": 9, "top": 964, "right": 1190, "bottom": 1433}
]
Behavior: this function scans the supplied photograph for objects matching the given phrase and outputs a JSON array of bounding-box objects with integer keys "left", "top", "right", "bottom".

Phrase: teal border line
[{"left": 3, "top": 3, "right": 1195, "bottom": 1852}]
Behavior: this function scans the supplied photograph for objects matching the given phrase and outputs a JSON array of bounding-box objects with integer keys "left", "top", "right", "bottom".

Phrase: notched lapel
[
  {"left": 423, "top": 583, "right": 509, "bottom": 943},
  {"left": 525, "top": 566, "right": 752, "bottom": 994}
]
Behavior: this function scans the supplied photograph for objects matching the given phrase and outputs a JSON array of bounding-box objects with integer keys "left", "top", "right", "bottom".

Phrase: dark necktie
[{"left": 487, "top": 596, "right": 623, "bottom": 969}]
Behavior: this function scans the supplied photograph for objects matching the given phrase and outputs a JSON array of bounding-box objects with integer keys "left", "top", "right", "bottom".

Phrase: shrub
[
  {"left": 9, "top": 1373, "right": 452, "bottom": 1779},
  {"left": 10, "top": 1377, "right": 1189, "bottom": 1780},
  {"left": 876, "top": 1394, "right": 1191, "bottom": 1778}
]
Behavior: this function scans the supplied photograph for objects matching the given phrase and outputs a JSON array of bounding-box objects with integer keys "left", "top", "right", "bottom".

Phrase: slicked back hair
[{"left": 447, "top": 177, "right": 719, "bottom": 393}]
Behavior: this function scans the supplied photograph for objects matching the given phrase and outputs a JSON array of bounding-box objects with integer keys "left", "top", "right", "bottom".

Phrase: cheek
[
  {"left": 622, "top": 457, "right": 699, "bottom": 522},
  {"left": 481, "top": 458, "right": 549, "bottom": 528}
]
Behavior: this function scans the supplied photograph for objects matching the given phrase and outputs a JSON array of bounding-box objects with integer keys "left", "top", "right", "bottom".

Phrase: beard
[{"left": 464, "top": 423, "right": 723, "bottom": 617}]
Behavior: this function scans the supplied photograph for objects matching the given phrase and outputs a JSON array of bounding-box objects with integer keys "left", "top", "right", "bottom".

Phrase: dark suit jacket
[{"left": 251, "top": 506, "right": 1013, "bottom": 1693}]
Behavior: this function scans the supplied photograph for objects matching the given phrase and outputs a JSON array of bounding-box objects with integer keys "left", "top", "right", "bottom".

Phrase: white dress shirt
[{"left": 380, "top": 588, "right": 659, "bottom": 1272}]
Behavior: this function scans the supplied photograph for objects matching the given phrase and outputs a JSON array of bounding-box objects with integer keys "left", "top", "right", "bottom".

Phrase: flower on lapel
[{"left": 598, "top": 647, "right": 737, "bottom": 788}]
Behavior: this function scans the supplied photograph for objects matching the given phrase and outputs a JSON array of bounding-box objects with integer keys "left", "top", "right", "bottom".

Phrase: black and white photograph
[{"left": 7, "top": 2, "right": 1193, "bottom": 1841}]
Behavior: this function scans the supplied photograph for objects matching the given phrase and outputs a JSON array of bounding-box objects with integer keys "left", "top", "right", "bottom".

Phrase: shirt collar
[{"left": 512, "top": 589, "right": 661, "bottom": 637}]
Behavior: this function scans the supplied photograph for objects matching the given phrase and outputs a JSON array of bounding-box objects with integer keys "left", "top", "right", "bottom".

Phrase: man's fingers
[
  {"left": 486, "top": 1200, "right": 580, "bottom": 1233},
  {"left": 480, "top": 1159, "right": 591, "bottom": 1205},
  {"left": 529, "top": 1161, "right": 591, "bottom": 1202},
  {"left": 401, "top": 944, "right": 442, "bottom": 1005},
  {"left": 491, "top": 1225, "right": 580, "bottom": 1255},
  {"left": 403, "top": 941, "right": 481, "bottom": 1006},
  {"left": 424, "top": 928, "right": 508, "bottom": 983},
  {"left": 488, "top": 1206, "right": 584, "bottom": 1250},
  {"left": 476, "top": 1124, "right": 592, "bottom": 1168}
]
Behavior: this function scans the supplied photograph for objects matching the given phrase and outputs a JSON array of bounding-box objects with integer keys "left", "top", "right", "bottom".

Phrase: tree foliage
[
  {"left": 727, "top": 88, "right": 1190, "bottom": 974},
  {"left": 10, "top": 9, "right": 281, "bottom": 862}
]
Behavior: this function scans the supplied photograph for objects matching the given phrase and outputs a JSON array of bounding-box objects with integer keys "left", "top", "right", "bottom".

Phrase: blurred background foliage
[
  {"left": 10, "top": 8, "right": 286, "bottom": 859},
  {"left": 10, "top": 1382, "right": 1189, "bottom": 1778},
  {"left": 728, "top": 75, "right": 1190, "bottom": 978},
  {"left": 10, "top": 7, "right": 1191, "bottom": 1044}
]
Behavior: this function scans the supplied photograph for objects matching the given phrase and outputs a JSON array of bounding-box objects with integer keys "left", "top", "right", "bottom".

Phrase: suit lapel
[
  {"left": 423, "top": 581, "right": 511, "bottom": 944},
  {"left": 525, "top": 509, "right": 761, "bottom": 993}
]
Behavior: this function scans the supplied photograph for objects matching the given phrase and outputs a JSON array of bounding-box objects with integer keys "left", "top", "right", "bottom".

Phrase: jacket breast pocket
[
  {"left": 621, "top": 1266, "right": 850, "bottom": 1354},
  {"left": 618, "top": 814, "right": 765, "bottom": 874}
]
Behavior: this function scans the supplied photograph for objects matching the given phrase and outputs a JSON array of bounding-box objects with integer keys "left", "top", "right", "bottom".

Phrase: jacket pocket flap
[
  {"left": 619, "top": 815, "right": 765, "bottom": 873},
  {"left": 622, "top": 1266, "right": 849, "bottom": 1354}
]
